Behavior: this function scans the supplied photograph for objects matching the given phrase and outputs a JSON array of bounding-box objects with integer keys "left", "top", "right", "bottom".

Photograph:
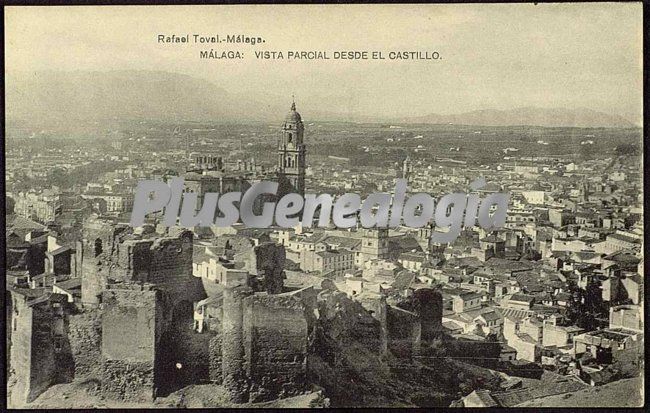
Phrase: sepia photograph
[{"left": 3, "top": 3, "right": 645, "bottom": 409}]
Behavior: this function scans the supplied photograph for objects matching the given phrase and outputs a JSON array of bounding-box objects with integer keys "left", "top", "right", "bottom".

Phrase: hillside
[
  {"left": 5, "top": 70, "right": 276, "bottom": 123},
  {"left": 517, "top": 376, "right": 643, "bottom": 407}
]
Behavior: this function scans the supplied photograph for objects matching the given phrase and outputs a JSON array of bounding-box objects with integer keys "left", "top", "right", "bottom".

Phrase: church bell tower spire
[{"left": 278, "top": 98, "right": 306, "bottom": 195}]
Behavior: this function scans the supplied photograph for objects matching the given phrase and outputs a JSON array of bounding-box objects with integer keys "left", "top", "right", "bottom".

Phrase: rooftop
[{"left": 509, "top": 294, "right": 536, "bottom": 303}]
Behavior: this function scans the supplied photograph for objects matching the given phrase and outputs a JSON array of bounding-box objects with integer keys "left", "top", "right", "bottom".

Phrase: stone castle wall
[
  {"left": 81, "top": 225, "right": 203, "bottom": 309},
  {"left": 8, "top": 295, "right": 36, "bottom": 406},
  {"left": 245, "top": 293, "right": 308, "bottom": 402},
  {"left": 387, "top": 306, "right": 421, "bottom": 358},
  {"left": 221, "top": 286, "right": 251, "bottom": 403},
  {"left": 68, "top": 310, "right": 103, "bottom": 379},
  {"left": 219, "top": 287, "right": 310, "bottom": 404},
  {"left": 100, "top": 284, "right": 160, "bottom": 401},
  {"left": 318, "top": 291, "right": 384, "bottom": 354},
  {"left": 240, "top": 242, "right": 286, "bottom": 294},
  {"left": 413, "top": 288, "right": 443, "bottom": 341},
  {"left": 8, "top": 292, "right": 71, "bottom": 406}
]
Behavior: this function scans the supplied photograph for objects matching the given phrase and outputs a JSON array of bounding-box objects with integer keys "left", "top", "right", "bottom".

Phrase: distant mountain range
[
  {"left": 402, "top": 107, "right": 637, "bottom": 128},
  {"left": 5, "top": 70, "right": 639, "bottom": 128}
]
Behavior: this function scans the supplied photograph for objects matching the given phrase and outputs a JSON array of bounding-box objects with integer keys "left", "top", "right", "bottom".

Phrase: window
[{"left": 94, "top": 238, "right": 103, "bottom": 256}]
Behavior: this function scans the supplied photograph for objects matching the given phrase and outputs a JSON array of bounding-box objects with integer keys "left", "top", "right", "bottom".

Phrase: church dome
[{"left": 285, "top": 101, "right": 302, "bottom": 122}]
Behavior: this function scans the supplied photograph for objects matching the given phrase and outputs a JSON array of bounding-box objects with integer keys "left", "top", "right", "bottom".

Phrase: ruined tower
[
  {"left": 413, "top": 288, "right": 443, "bottom": 341},
  {"left": 221, "top": 285, "right": 253, "bottom": 403},
  {"left": 8, "top": 291, "right": 71, "bottom": 406},
  {"left": 101, "top": 283, "right": 162, "bottom": 401}
]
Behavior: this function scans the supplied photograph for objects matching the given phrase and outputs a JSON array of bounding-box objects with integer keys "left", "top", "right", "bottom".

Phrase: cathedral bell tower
[
  {"left": 402, "top": 155, "right": 413, "bottom": 182},
  {"left": 278, "top": 99, "right": 306, "bottom": 195}
]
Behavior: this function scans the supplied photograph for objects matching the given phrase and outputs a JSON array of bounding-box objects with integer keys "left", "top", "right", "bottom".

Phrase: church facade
[{"left": 180, "top": 100, "right": 308, "bottom": 219}]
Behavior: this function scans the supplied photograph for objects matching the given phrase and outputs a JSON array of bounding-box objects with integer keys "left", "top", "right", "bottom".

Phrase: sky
[{"left": 4, "top": 4, "right": 644, "bottom": 121}]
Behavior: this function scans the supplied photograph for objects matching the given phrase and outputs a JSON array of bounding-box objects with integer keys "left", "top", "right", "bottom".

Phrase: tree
[
  {"left": 565, "top": 278, "right": 607, "bottom": 331},
  {"left": 6, "top": 196, "right": 15, "bottom": 215},
  {"left": 49, "top": 168, "right": 70, "bottom": 188},
  {"left": 482, "top": 333, "right": 502, "bottom": 368},
  {"left": 615, "top": 143, "right": 640, "bottom": 157}
]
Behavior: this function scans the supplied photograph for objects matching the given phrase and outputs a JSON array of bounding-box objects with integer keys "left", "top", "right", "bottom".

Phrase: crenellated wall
[{"left": 80, "top": 223, "right": 203, "bottom": 309}]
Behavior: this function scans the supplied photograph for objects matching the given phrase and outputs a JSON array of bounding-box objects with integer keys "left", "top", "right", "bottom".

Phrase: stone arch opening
[{"left": 156, "top": 299, "right": 210, "bottom": 396}]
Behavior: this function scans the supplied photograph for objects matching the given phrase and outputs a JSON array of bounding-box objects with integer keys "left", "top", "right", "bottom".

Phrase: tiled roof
[
  {"left": 319, "top": 235, "right": 362, "bottom": 250},
  {"left": 458, "top": 291, "right": 482, "bottom": 300},
  {"left": 497, "top": 307, "right": 535, "bottom": 320},
  {"left": 509, "top": 293, "right": 535, "bottom": 303},
  {"left": 392, "top": 271, "right": 416, "bottom": 290},
  {"left": 50, "top": 245, "right": 71, "bottom": 255},
  {"left": 478, "top": 311, "right": 501, "bottom": 322},
  {"left": 7, "top": 214, "right": 46, "bottom": 230},
  {"left": 442, "top": 321, "right": 463, "bottom": 331},
  {"left": 516, "top": 333, "right": 537, "bottom": 344}
]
